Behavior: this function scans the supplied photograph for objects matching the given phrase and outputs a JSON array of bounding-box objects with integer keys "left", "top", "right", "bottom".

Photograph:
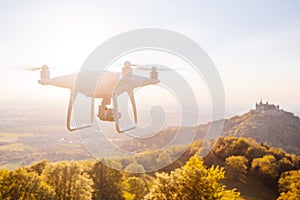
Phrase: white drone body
[{"left": 38, "top": 61, "right": 160, "bottom": 133}]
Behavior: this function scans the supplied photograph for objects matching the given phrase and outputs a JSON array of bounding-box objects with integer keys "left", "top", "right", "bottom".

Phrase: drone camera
[{"left": 97, "top": 103, "right": 116, "bottom": 122}]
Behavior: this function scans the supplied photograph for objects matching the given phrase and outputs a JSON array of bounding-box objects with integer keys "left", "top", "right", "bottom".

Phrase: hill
[
  {"left": 219, "top": 103, "right": 300, "bottom": 154},
  {"left": 119, "top": 103, "right": 300, "bottom": 155}
]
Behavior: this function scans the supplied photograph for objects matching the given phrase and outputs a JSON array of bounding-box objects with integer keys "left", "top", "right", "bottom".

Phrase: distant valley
[{"left": 1, "top": 101, "right": 300, "bottom": 169}]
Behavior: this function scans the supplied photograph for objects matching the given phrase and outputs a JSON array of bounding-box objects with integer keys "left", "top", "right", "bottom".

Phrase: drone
[{"left": 35, "top": 61, "right": 161, "bottom": 133}]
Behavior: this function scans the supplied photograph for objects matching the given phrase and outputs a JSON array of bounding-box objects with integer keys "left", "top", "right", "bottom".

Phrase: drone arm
[
  {"left": 112, "top": 92, "right": 120, "bottom": 132},
  {"left": 113, "top": 89, "right": 138, "bottom": 133},
  {"left": 67, "top": 93, "right": 75, "bottom": 131},
  {"left": 128, "top": 90, "right": 137, "bottom": 124}
]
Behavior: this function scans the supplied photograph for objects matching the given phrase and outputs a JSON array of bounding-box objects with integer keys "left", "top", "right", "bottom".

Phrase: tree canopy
[
  {"left": 145, "top": 154, "right": 240, "bottom": 200},
  {"left": 225, "top": 155, "right": 248, "bottom": 180},
  {"left": 277, "top": 170, "right": 300, "bottom": 200},
  {"left": 0, "top": 168, "right": 55, "bottom": 200},
  {"left": 43, "top": 161, "right": 93, "bottom": 200}
]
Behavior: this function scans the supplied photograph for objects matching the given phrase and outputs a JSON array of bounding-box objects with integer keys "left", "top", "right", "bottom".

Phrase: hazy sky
[{"left": 0, "top": 0, "right": 300, "bottom": 115}]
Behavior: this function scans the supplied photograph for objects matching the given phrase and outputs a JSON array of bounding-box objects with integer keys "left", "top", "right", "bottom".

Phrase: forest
[{"left": 1, "top": 136, "right": 299, "bottom": 200}]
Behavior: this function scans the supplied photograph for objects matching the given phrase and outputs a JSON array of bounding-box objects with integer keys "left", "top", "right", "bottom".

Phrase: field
[{"left": 0, "top": 132, "right": 91, "bottom": 170}]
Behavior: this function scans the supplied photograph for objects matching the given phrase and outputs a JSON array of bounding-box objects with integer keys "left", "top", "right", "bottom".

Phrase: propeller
[
  {"left": 115, "top": 61, "right": 183, "bottom": 71},
  {"left": 132, "top": 65, "right": 184, "bottom": 71},
  {"left": 24, "top": 66, "right": 44, "bottom": 71},
  {"left": 23, "top": 65, "right": 57, "bottom": 71},
  {"left": 123, "top": 61, "right": 140, "bottom": 67}
]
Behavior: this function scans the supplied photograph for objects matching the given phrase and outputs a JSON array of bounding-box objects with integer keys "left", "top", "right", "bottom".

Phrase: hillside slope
[
  {"left": 119, "top": 106, "right": 300, "bottom": 155},
  {"left": 219, "top": 108, "right": 300, "bottom": 154}
]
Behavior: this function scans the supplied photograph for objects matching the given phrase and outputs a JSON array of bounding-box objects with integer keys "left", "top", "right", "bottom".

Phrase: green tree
[
  {"left": 156, "top": 151, "right": 172, "bottom": 168},
  {"left": 89, "top": 160, "right": 124, "bottom": 200},
  {"left": 135, "top": 151, "right": 160, "bottom": 171},
  {"left": 277, "top": 170, "right": 300, "bottom": 200},
  {"left": 123, "top": 177, "right": 148, "bottom": 200},
  {"left": 43, "top": 161, "right": 93, "bottom": 200},
  {"left": 225, "top": 156, "right": 248, "bottom": 180},
  {"left": 124, "top": 162, "right": 145, "bottom": 173},
  {"left": 145, "top": 154, "right": 240, "bottom": 200},
  {"left": 0, "top": 168, "right": 55, "bottom": 200}
]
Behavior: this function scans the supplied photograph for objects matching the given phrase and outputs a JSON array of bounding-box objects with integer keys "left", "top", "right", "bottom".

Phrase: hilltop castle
[
  {"left": 255, "top": 100, "right": 280, "bottom": 111},
  {"left": 254, "top": 100, "right": 296, "bottom": 117}
]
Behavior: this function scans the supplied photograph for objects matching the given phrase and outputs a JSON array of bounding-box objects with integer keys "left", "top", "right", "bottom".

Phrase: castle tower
[{"left": 255, "top": 100, "right": 279, "bottom": 111}]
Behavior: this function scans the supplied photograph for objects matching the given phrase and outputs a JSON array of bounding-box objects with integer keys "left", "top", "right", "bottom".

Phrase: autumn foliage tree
[
  {"left": 43, "top": 161, "right": 93, "bottom": 200},
  {"left": 225, "top": 156, "right": 248, "bottom": 180},
  {"left": 277, "top": 170, "right": 300, "bottom": 200},
  {"left": 122, "top": 176, "right": 148, "bottom": 200},
  {"left": 27, "top": 159, "right": 50, "bottom": 175},
  {"left": 145, "top": 154, "right": 240, "bottom": 200},
  {"left": 251, "top": 155, "right": 279, "bottom": 184},
  {"left": 0, "top": 168, "right": 55, "bottom": 200},
  {"left": 89, "top": 160, "right": 124, "bottom": 200}
]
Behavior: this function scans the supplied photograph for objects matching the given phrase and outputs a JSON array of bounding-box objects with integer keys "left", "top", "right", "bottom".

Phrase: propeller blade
[
  {"left": 24, "top": 67, "right": 43, "bottom": 71},
  {"left": 156, "top": 68, "right": 184, "bottom": 71},
  {"left": 132, "top": 65, "right": 184, "bottom": 71},
  {"left": 113, "top": 62, "right": 184, "bottom": 71},
  {"left": 131, "top": 66, "right": 150, "bottom": 71},
  {"left": 23, "top": 65, "right": 58, "bottom": 71},
  {"left": 114, "top": 61, "right": 141, "bottom": 67}
]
